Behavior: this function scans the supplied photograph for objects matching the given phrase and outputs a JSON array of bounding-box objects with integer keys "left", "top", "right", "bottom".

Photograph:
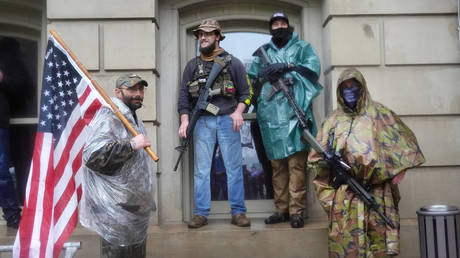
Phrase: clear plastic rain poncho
[
  {"left": 79, "top": 97, "right": 155, "bottom": 246},
  {"left": 248, "top": 32, "right": 323, "bottom": 160}
]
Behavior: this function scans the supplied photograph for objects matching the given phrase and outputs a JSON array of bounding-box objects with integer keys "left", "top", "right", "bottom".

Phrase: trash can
[{"left": 417, "top": 205, "right": 460, "bottom": 258}]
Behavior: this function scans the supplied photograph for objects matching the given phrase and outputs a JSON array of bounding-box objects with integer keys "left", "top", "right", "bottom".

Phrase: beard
[
  {"left": 120, "top": 91, "right": 143, "bottom": 111},
  {"left": 199, "top": 39, "right": 217, "bottom": 56}
]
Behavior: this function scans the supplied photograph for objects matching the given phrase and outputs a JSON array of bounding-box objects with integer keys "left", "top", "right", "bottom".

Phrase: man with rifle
[
  {"left": 308, "top": 68, "right": 425, "bottom": 257},
  {"left": 248, "top": 12, "right": 323, "bottom": 228},
  {"left": 177, "top": 19, "right": 252, "bottom": 228}
]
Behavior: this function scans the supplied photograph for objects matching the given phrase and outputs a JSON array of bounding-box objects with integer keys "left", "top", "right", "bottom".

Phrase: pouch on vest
[
  {"left": 187, "top": 78, "right": 206, "bottom": 98},
  {"left": 223, "top": 80, "right": 235, "bottom": 97}
]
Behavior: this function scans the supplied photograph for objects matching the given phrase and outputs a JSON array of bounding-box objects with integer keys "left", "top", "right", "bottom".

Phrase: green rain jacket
[{"left": 248, "top": 32, "right": 323, "bottom": 160}]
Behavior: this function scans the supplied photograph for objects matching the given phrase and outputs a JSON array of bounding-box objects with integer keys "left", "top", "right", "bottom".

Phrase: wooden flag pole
[{"left": 50, "top": 29, "right": 159, "bottom": 162}]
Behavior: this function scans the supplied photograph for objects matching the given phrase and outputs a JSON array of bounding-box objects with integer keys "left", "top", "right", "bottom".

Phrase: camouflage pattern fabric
[{"left": 308, "top": 68, "right": 425, "bottom": 257}]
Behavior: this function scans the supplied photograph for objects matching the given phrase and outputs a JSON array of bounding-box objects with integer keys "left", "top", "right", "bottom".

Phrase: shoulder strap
[
  {"left": 214, "top": 54, "right": 232, "bottom": 68},
  {"left": 202, "top": 56, "right": 228, "bottom": 92}
]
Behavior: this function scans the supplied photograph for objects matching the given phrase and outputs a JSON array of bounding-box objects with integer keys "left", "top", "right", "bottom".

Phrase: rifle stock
[{"left": 303, "top": 125, "right": 395, "bottom": 229}]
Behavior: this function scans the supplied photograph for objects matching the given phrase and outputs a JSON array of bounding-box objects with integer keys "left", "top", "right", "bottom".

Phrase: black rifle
[
  {"left": 173, "top": 56, "right": 228, "bottom": 171},
  {"left": 253, "top": 44, "right": 395, "bottom": 229},
  {"left": 252, "top": 44, "right": 312, "bottom": 138}
]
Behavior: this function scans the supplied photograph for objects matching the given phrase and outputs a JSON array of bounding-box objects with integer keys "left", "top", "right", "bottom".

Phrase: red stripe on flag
[
  {"left": 53, "top": 118, "right": 85, "bottom": 185},
  {"left": 53, "top": 148, "right": 83, "bottom": 222},
  {"left": 76, "top": 184, "right": 82, "bottom": 200},
  {"left": 39, "top": 141, "right": 55, "bottom": 258},
  {"left": 18, "top": 133, "right": 45, "bottom": 258},
  {"left": 83, "top": 99, "right": 102, "bottom": 125},
  {"left": 78, "top": 85, "right": 91, "bottom": 105},
  {"left": 53, "top": 208, "right": 78, "bottom": 258}
]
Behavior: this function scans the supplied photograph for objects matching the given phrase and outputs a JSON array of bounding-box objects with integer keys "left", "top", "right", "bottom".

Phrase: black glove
[{"left": 259, "top": 63, "right": 293, "bottom": 83}]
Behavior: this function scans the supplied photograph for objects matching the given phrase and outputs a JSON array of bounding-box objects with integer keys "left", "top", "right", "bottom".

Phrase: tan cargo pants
[{"left": 270, "top": 151, "right": 307, "bottom": 215}]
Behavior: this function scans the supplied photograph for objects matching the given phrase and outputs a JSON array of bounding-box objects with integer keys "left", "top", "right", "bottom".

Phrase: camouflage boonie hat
[
  {"left": 193, "top": 19, "right": 226, "bottom": 41},
  {"left": 116, "top": 73, "right": 148, "bottom": 88}
]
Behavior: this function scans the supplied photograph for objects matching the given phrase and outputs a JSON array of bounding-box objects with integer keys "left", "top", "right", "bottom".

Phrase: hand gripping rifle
[
  {"left": 252, "top": 44, "right": 313, "bottom": 138},
  {"left": 253, "top": 45, "right": 395, "bottom": 229},
  {"left": 173, "top": 56, "right": 228, "bottom": 171}
]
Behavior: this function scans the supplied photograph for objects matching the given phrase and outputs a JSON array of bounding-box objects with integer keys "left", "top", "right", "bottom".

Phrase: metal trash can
[{"left": 417, "top": 205, "right": 460, "bottom": 258}]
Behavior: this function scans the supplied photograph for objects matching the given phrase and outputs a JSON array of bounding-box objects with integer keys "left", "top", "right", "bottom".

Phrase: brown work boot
[
  {"left": 231, "top": 213, "right": 251, "bottom": 227},
  {"left": 188, "top": 215, "right": 208, "bottom": 228}
]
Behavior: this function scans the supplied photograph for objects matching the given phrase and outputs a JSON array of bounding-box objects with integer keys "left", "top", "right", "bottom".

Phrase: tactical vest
[{"left": 187, "top": 55, "right": 235, "bottom": 98}]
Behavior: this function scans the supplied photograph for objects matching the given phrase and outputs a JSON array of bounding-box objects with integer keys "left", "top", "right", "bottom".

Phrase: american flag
[{"left": 13, "top": 35, "right": 108, "bottom": 258}]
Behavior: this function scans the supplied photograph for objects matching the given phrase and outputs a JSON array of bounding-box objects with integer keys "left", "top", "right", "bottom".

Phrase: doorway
[
  {"left": 183, "top": 24, "right": 286, "bottom": 219},
  {"left": 0, "top": 1, "right": 44, "bottom": 205}
]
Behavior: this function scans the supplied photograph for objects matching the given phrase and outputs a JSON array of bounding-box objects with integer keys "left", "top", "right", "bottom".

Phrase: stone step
[{"left": 0, "top": 219, "right": 421, "bottom": 258}]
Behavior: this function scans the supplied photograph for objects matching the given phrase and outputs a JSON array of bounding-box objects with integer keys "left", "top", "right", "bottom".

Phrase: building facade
[{"left": 1, "top": 0, "right": 459, "bottom": 256}]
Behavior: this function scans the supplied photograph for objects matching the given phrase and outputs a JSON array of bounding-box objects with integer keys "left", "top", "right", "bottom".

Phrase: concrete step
[{"left": 0, "top": 219, "right": 421, "bottom": 258}]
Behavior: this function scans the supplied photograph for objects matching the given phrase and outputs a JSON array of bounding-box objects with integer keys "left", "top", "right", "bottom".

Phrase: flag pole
[{"left": 49, "top": 29, "right": 159, "bottom": 162}]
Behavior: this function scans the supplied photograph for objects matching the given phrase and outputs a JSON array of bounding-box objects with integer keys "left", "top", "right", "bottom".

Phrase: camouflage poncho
[{"left": 308, "top": 68, "right": 425, "bottom": 257}]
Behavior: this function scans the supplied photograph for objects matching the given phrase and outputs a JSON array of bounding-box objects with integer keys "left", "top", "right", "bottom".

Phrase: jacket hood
[{"left": 336, "top": 67, "right": 370, "bottom": 114}]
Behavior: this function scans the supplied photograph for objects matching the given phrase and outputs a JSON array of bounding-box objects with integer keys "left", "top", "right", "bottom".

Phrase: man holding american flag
[
  {"left": 13, "top": 32, "right": 156, "bottom": 258},
  {"left": 79, "top": 73, "right": 155, "bottom": 258}
]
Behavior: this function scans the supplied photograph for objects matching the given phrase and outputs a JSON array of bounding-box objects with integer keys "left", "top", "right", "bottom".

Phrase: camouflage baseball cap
[
  {"left": 116, "top": 73, "right": 148, "bottom": 88},
  {"left": 193, "top": 19, "right": 226, "bottom": 41}
]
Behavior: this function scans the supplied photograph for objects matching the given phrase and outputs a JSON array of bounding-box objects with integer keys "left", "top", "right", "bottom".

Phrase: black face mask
[
  {"left": 342, "top": 84, "right": 361, "bottom": 110},
  {"left": 270, "top": 26, "right": 293, "bottom": 48}
]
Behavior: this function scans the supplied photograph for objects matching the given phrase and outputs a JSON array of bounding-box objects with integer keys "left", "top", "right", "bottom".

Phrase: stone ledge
[{"left": 0, "top": 219, "right": 421, "bottom": 257}]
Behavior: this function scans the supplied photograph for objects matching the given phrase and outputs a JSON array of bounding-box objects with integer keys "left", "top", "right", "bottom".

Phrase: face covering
[
  {"left": 270, "top": 26, "right": 293, "bottom": 48},
  {"left": 342, "top": 84, "right": 361, "bottom": 110}
]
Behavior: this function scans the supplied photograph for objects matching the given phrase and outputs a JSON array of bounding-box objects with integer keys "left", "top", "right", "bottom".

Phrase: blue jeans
[
  {"left": 193, "top": 115, "right": 247, "bottom": 217},
  {"left": 0, "top": 128, "right": 21, "bottom": 220}
]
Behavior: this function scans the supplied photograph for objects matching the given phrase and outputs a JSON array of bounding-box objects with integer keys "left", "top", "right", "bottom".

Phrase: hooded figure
[{"left": 308, "top": 68, "right": 425, "bottom": 257}]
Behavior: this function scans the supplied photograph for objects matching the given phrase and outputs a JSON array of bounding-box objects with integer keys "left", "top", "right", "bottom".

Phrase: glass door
[{"left": 196, "top": 32, "right": 277, "bottom": 218}]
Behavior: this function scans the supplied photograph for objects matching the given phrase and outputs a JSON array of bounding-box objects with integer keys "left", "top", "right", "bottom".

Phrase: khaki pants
[{"left": 270, "top": 151, "right": 307, "bottom": 215}]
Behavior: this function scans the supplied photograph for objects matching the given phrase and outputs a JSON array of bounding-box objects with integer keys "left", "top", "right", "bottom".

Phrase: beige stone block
[
  {"left": 47, "top": 0, "right": 156, "bottom": 19},
  {"left": 402, "top": 116, "right": 460, "bottom": 166},
  {"left": 329, "top": 67, "right": 460, "bottom": 115},
  {"left": 103, "top": 21, "right": 156, "bottom": 70},
  {"left": 179, "top": 1, "right": 301, "bottom": 30},
  {"left": 48, "top": 22, "right": 99, "bottom": 70},
  {"left": 328, "top": 17, "right": 381, "bottom": 66},
  {"left": 399, "top": 166, "right": 460, "bottom": 218},
  {"left": 144, "top": 122, "right": 159, "bottom": 168},
  {"left": 0, "top": 1, "right": 42, "bottom": 31},
  {"left": 384, "top": 16, "right": 460, "bottom": 65},
  {"left": 322, "top": 0, "right": 457, "bottom": 19},
  {"left": 92, "top": 72, "right": 156, "bottom": 121},
  {"left": 67, "top": 226, "right": 100, "bottom": 258}
]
